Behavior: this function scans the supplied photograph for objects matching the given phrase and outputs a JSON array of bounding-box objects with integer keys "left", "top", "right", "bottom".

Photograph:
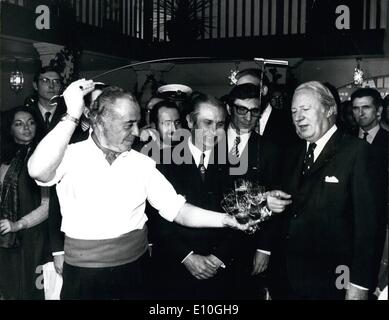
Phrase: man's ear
[
  {"left": 326, "top": 106, "right": 336, "bottom": 118},
  {"left": 377, "top": 106, "right": 383, "bottom": 118},
  {"left": 186, "top": 114, "right": 193, "bottom": 129},
  {"left": 32, "top": 81, "right": 38, "bottom": 91},
  {"left": 226, "top": 104, "right": 232, "bottom": 116},
  {"left": 83, "top": 108, "right": 90, "bottom": 119},
  {"left": 261, "top": 85, "right": 268, "bottom": 97}
]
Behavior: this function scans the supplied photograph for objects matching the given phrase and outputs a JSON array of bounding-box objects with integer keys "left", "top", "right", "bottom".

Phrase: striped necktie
[{"left": 232, "top": 135, "right": 241, "bottom": 158}]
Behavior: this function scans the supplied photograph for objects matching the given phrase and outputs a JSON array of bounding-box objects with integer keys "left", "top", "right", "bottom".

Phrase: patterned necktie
[
  {"left": 232, "top": 135, "right": 241, "bottom": 158},
  {"left": 45, "top": 112, "right": 51, "bottom": 129},
  {"left": 105, "top": 151, "right": 120, "bottom": 165},
  {"left": 362, "top": 131, "right": 368, "bottom": 141},
  {"left": 198, "top": 152, "right": 206, "bottom": 182},
  {"left": 302, "top": 142, "right": 317, "bottom": 176}
]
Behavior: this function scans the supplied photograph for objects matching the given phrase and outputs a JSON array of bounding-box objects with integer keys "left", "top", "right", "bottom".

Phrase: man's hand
[
  {"left": 222, "top": 214, "right": 258, "bottom": 232},
  {"left": 266, "top": 190, "right": 292, "bottom": 213},
  {"left": 345, "top": 284, "right": 369, "bottom": 300},
  {"left": 139, "top": 126, "right": 159, "bottom": 143},
  {"left": 207, "top": 254, "right": 225, "bottom": 270},
  {"left": 183, "top": 254, "right": 219, "bottom": 280},
  {"left": 0, "top": 219, "right": 24, "bottom": 234},
  {"left": 53, "top": 254, "right": 65, "bottom": 275},
  {"left": 252, "top": 251, "right": 270, "bottom": 275},
  {"left": 63, "top": 79, "right": 95, "bottom": 119}
]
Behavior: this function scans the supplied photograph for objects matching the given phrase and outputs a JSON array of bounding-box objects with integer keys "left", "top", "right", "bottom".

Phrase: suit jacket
[
  {"left": 277, "top": 130, "right": 384, "bottom": 299},
  {"left": 30, "top": 100, "right": 66, "bottom": 134},
  {"left": 225, "top": 130, "right": 282, "bottom": 256},
  {"left": 216, "top": 130, "right": 283, "bottom": 299},
  {"left": 262, "top": 108, "right": 300, "bottom": 148}
]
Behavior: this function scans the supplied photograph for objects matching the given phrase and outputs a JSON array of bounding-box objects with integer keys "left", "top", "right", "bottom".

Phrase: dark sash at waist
[{"left": 64, "top": 225, "right": 148, "bottom": 268}]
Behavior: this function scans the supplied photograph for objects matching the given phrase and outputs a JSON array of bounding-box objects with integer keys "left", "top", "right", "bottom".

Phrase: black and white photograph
[{"left": 0, "top": 0, "right": 388, "bottom": 309}]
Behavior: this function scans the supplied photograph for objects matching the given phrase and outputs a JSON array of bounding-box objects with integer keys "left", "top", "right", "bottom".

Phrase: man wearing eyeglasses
[
  {"left": 31, "top": 66, "right": 64, "bottom": 134},
  {"left": 225, "top": 83, "right": 288, "bottom": 299},
  {"left": 235, "top": 68, "right": 298, "bottom": 148}
]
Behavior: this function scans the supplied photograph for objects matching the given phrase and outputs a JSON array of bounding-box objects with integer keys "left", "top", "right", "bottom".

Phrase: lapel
[
  {"left": 31, "top": 103, "right": 45, "bottom": 128},
  {"left": 305, "top": 129, "right": 342, "bottom": 178},
  {"left": 240, "top": 131, "right": 260, "bottom": 168},
  {"left": 372, "top": 128, "right": 388, "bottom": 148},
  {"left": 262, "top": 109, "right": 275, "bottom": 138}
]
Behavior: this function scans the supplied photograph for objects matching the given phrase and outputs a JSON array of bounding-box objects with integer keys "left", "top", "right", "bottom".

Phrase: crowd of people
[{"left": 0, "top": 65, "right": 387, "bottom": 300}]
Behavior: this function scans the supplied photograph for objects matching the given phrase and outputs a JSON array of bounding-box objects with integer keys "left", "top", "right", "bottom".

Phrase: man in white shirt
[
  {"left": 27, "top": 79, "right": 261, "bottom": 300},
  {"left": 273, "top": 81, "right": 383, "bottom": 300}
]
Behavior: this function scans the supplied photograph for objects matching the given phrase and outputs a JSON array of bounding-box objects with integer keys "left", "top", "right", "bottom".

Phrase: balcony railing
[
  {"left": 1, "top": 0, "right": 146, "bottom": 39},
  {"left": 1, "top": 0, "right": 387, "bottom": 43},
  {"left": 151, "top": 0, "right": 388, "bottom": 42}
]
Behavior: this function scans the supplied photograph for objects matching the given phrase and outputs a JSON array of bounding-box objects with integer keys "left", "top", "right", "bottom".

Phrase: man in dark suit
[
  {"left": 30, "top": 66, "right": 66, "bottom": 134},
  {"left": 235, "top": 68, "right": 298, "bottom": 148},
  {"left": 271, "top": 81, "right": 384, "bottom": 300},
  {"left": 225, "top": 83, "right": 289, "bottom": 299},
  {"left": 148, "top": 93, "right": 236, "bottom": 299},
  {"left": 351, "top": 88, "right": 388, "bottom": 297}
]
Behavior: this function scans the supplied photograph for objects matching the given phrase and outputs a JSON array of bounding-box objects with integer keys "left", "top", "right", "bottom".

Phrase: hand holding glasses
[{"left": 221, "top": 179, "right": 272, "bottom": 234}]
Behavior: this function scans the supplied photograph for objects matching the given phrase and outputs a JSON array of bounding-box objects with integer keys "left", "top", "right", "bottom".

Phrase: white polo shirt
[{"left": 37, "top": 136, "right": 186, "bottom": 240}]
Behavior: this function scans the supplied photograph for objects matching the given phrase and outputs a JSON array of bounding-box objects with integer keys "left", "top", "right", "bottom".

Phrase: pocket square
[{"left": 325, "top": 176, "right": 339, "bottom": 183}]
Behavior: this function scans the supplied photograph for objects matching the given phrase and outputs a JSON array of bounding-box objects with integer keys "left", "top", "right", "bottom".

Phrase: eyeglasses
[
  {"left": 160, "top": 120, "right": 182, "bottom": 127},
  {"left": 39, "top": 77, "right": 62, "bottom": 87},
  {"left": 233, "top": 104, "right": 261, "bottom": 117}
]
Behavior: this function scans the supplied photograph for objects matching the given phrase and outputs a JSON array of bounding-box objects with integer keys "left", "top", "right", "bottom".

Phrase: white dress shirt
[
  {"left": 36, "top": 136, "right": 186, "bottom": 240},
  {"left": 307, "top": 124, "right": 338, "bottom": 162},
  {"left": 227, "top": 125, "right": 252, "bottom": 157},
  {"left": 188, "top": 137, "right": 212, "bottom": 168},
  {"left": 358, "top": 124, "right": 380, "bottom": 144},
  {"left": 259, "top": 104, "right": 272, "bottom": 136}
]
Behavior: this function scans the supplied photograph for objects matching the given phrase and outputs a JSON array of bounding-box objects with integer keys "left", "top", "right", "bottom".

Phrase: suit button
[
  {"left": 286, "top": 235, "right": 290, "bottom": 240},
  {"left": 293, "top": 214, "right": 298, "bottom": 219}
]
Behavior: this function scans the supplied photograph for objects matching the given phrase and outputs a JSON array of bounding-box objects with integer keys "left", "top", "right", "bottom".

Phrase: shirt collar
[
  {"left": 90, "top": 132, "right": 131, "bottom": 159},
  {"left": 188, "top": 137, "right": 212, "bottom": 168},
  {"left": 38, "top": 101, "right": 57, "bottom": 118},
  {"left": 358, "top": 124, "right": 380, "bottom": 144},
  {"left": 307, "top": 124, "right": 337, "bottom": 161},
  {"left": 259, "top": 103, "right": 272, "bottom": 135},
  {"left": 227, "top": 124, "right": 251, "bottom": 153}
]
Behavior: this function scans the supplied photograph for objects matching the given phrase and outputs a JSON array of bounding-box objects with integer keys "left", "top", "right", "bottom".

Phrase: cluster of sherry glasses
[{"left": 221, "top": 179, "right": 273, "bottom": 234}]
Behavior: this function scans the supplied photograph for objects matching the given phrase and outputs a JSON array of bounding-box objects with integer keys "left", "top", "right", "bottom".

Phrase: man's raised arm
[{"left": 28, "top": 79, "right": 95, "bottom": 182}]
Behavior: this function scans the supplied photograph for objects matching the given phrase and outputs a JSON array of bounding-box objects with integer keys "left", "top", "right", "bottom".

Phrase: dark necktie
[
  {"left": 91, "top": 132, "right": 121, "bottom": 165},
  {"left": 302, "top": 142, "right": 317, "bottom": 176},
  {"left": 44, "top": 112, "right": 51, "bottom": 129},
  {"left": 198, "top": 152, "right": 206, "bottom": 182},
  {"left": 105, "top": 151, "right": 120, "bottom": 165},
  {"left": 362, "top": 131, "right": 368, "bottom": 141},
  {"left": 232, "top": 135, "right": 241, "bottom": 158}
]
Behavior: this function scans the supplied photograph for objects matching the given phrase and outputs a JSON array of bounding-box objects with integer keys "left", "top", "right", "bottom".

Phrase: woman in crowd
[{"left": 0, "top": 106, "right": 50, "bottom": 299}]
